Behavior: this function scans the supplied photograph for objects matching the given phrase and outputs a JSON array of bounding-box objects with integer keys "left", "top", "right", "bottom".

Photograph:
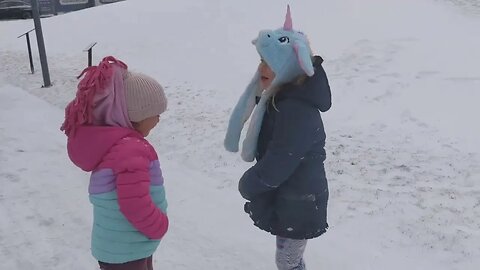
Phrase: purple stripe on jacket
[{"left": 89, "top": 160, "right": 164, "bottom": 194}]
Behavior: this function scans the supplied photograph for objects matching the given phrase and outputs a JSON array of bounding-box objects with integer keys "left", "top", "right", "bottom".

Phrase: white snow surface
[{"left": 1, "top": 0, "right": 479, "bottom": 269}]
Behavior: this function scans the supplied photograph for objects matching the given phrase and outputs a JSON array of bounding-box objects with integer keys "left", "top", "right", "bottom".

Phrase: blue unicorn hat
[{"left": 225, "top": 5, "right": 315, "bottom": 162}]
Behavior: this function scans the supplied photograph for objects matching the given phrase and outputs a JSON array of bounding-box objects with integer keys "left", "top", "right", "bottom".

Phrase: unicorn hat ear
[
  {"left": 294, "top": 41, "right": 315, "bottom": 76},
  {"left": 224, "top": 70, "right": 262, "bottom": 152}
]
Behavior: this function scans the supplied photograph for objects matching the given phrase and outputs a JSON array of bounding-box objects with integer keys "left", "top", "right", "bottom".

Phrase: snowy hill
[{"left": 1, "top": 0, "right": 479, "bottom": 269}]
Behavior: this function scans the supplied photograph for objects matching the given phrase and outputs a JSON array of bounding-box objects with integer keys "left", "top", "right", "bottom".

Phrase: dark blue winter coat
[{"left": 239, "top": 56, "right": 331, "bottom": 239}]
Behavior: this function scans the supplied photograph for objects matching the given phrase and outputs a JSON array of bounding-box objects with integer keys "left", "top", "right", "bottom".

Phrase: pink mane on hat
[{"left": 61, "top": 56, "right": 128, "bottom": 137}]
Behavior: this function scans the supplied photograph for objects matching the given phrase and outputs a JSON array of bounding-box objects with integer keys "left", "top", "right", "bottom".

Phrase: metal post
[
  {"left": 88, "top": 49, "right": 92, "bottom": 67},
  {"left": 17, "top": 29, "right": 35, "bottom": 74},
  {"left": 26, "top": 34, "right": 34, "bottom": 74},
  {"left": 31, "top": 0, "right": 52, "bottom": 87},
  {"left": 83, "top": 42, "right": 97, "bottom": 67}
]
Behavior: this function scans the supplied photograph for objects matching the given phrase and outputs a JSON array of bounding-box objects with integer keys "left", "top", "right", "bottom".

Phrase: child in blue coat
[{"left": 225, "top": 6, "right": 331, "bottom": 270}]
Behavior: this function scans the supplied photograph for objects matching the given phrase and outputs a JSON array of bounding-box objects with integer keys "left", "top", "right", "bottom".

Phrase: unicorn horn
[{"left": 283, "top": 5, "right": 293, "bottom": 31}]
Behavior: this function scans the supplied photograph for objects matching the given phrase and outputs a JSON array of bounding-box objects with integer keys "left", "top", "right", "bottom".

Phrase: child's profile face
[
  {"left": 259, "top": 59, "right": 275, "bottom": 90},
  {"left": 133, "top": 115, "right": 160, "bottom": 137}
]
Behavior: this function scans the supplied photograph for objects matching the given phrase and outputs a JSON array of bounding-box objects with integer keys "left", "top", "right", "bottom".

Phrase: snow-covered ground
[{"left": 1, "top": 0, "right": 479, "bottom": 269}]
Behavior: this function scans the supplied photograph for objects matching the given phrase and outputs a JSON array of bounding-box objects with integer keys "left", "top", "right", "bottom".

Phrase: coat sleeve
[
  {"left": 312, "top": 56, "right": 332, "bottom": 112},
  {"left": 239, "top": 101, "right": 319, "bottom": 200},
  {"left": 315, "top": 64, "right": 332, "bottom": 112},
  {"left": 113, "top": 140, "right": 169, "bottom": 240}
]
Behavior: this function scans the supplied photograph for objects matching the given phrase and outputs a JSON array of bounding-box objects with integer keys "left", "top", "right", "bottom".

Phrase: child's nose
[{"left": 258, "top": 63, "right": 265, "bottom": 71}]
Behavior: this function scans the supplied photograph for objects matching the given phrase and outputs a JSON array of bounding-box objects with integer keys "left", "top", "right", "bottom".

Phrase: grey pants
[{"left": 276, "top": 236, "right": 308, "bottom": 270}]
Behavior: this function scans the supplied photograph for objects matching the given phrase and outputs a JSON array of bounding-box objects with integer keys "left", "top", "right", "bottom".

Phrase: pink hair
[{"left": 61, "top": 56, "right": 128, "bottom": 137}]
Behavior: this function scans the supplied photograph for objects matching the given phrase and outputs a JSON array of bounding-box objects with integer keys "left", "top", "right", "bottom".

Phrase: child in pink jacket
[{"left": 61, "top": 56, "right": 169, "bottom": 270}]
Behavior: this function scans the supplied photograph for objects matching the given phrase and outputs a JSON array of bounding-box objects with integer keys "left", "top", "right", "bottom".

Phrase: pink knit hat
[{"left": 61, "top": 56, "right": 167, "bottom": 137}]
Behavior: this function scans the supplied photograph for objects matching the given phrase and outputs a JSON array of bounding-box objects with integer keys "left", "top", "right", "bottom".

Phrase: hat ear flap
[
  {"left": 294, "top": 41, "right": 315, "bottom": 76},
  {"left": 224, "top": 70, "right": 261, "bottom": 152}
]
